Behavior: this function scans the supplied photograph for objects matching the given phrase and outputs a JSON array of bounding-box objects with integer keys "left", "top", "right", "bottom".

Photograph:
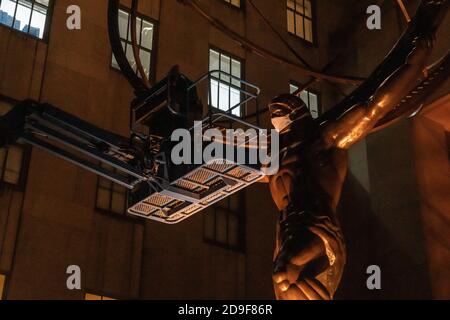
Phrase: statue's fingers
[
  {"left": 300, "top": 255, "right": 329, "bottom": 279},
  {"left": 286, "top": 263, "right": 303, "bottom": 283},
  {"left": 273, "top": 247, "right": 294, "bottom": 274},
  {"left": 304, "top": 278, "right": 331, "bottom": 300},
  {"left": 283, "top": 284, "right": 309, "bottom": 300},
  {"left": 273, "top": 270, "right": 288, "bottom": 285},
  {"left": 289, "top": 235, "right": 325, "bottom": 266},
  {"left": 297, "top": 280, "right": 323, "bottom": 300}
]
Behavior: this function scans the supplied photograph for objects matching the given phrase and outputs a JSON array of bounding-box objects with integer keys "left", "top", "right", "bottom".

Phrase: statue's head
[{"left": 269, "top": 94, "right": 312, "bottom": 134}]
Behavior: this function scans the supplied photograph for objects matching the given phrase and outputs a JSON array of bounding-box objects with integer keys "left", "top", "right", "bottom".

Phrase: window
[
  {"left": 290, "top": 83, "right": 320, "bottom": 119},
  {"left": 0, "top": 145, "right": 26, "bottom": 186},
  {"left": 0, "top": 274, "right": 5, "bottom": 300},
  {"left": 0, "top": 100, "right": 29, "bottom": 188},
  {"left": 95, "top": 164, "right": 128, "bottom": 216},
  {"left": 209, "top": 48, "right": 244, "bottom": 117},
  {"left": 204, "top": 194, "right": 245, "bottom": 251},
  {"left": 221, "top": 0, "right": 240, "bottom": 8},
  {"left": 287, "top": 0, "right": 314, "bottom": 43},
  {"left": 111, "top": 8, "right": 156, "bottom": 82},
  {"left": 0, "top": 0, "right": 52, "bottom": 40},
  {"left": 85, "top": 293, "right": 115, "bottom": 300}
]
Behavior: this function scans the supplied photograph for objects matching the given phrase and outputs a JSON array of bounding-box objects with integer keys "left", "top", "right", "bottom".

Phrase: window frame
[
  {"left": 93, "top": 169, "right": 145, "bottom": 224},
  {"left": 286, "top": 0, "right": 317, "bottom": 46},
  {"left": 0, "top": 0, "right": 55, "bottom": 42},
  {"left": 0, "top": 144, "right": 31, "bottom": 191},
  {"left": 208, "top": 45, "right": 246, "bottom": 118},
  {"left": 217, "top": 0, "right": 244, "bottom": 10},
  {"left": 203, "top": 193, "right": 246, "bottom": 253},
  {"left": 0, "top": 272, "right": 7, "bottom": 300},
  {"left": 94, "top": 168, "right": 129, "bottom": 218},
  {"left": 84, "top": 290, "right": 120, "bottom": 300},
  {"left": 110, "top": 5, "right": 159, "bottom": 85},
  {"left": 290, "top": 81, "right": 322, "bottom": 118}
]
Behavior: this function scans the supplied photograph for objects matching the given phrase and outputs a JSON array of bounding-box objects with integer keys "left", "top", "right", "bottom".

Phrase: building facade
[{"left": 0, "top": 0, "right": 448, "bottom": 300}]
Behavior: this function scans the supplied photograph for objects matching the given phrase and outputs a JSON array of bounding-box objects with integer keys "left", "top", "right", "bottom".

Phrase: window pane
[
  {"left": 290, "top": 84, "right": 298, "bottom": 94},
  {"left": 300, "top": 90, "right": 309, "bottom": 107},
  {"left": 218, "top": 82, "right": 230, "bottom": 111},
  {"left": 220, "top": 55, "right": 231, "bottom": 83},
  {"left": 287, "top": 0, "right": 295, "bottom": 10},
  {"left": 36, "top": 0, "right": 49, "bottom": 6},
  {"left": 98, "top": 177, "right": 111, "bottom": 189},
  {"left": 29, "top": 5, "right": 47, "bottom": 38},
  {"left": 141, "top": 20, "right": 154, "bottom": 50},
  {"left": 15, "top": 1, "right": 32, "bottom": 33},
  {"left": 294, "top": 0, "right": 304, "bottom": 14},
  {"left": 0, "top": 274, "right": 5, "bottom": 300},
  {"left": 85, "top": 294, "right": 102, "bottom": 300},
  {"left": 230, "top": 88, "right": 241, "bottom": 117},
  {"left": 118, "top": 9, "right": 129, "bottom": 40},
  {"left": 0, "top": 0, "right": 18, "bottom": 28},
  {"left": 4, "top": 146, "right": 23, "bottom": 185},
  {"left": 231, "top": 59, "right": 241, "bottom": 87},
  {"left": 96, "top": 188, "right": 111, "bottom": 211},
  {"left": 304, "top": 19, "right": 313, "bottom": 42},
  {"left": 231, "top": 0, "right": 240, "bottom": 7},
  {"left": 287, "top": 10, "right": 295, "bottom": 34},
  {"left": 309, "top": 92, "right": 319, "bottom": 118},
  {"left": 209, "top": 50, "right": 220, "bottom": 72},
  {"left": 111, "top": 191, "right": 125, "bottom": 214},
  {"left": 210, "top": 79, "right": 219, "bottom": 108},
  {"left": 295, "top": 14, "right": 304, "bottom": 38},
  {"left": 139, "top": 49, "right": 151, "bottom": 78},
  {"left": 125, "top": 43, "right": 137, "bottom": 72},
  {"left": 304, "top": 0, "right": 312, "bottom": 18},
  {"left": 112, "top": 183, "right": 125, "bottom": 193}
]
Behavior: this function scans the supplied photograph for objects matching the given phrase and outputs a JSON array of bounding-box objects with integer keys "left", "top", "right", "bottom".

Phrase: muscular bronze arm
[{"left": 320, "top": 36, "right": 434, "bottom": 150}]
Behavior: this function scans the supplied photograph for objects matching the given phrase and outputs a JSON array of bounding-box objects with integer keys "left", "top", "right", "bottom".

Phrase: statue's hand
[{"left": 272, "top": 216, "right": 346, "bottom": 300}]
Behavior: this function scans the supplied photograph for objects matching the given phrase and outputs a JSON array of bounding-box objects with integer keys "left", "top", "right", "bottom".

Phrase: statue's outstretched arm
[{"left": 321, "top": 34, "right": 434, "bottom": 150}]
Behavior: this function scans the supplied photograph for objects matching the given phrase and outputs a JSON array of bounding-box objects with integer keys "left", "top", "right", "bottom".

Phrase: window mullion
[
  {"left": 26, "top": 1, "right": 35, "bottom": 35},
  {"left": 11, "top": 0, "right": 19, "bottom": 30},
  {"left": 108, "top": 181, "right": 114, "bottom": 213}
]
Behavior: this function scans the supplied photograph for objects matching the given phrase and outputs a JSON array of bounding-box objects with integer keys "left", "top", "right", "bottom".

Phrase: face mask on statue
[{"left": 271, "top": 115, "right": 293, "bottom": 133}]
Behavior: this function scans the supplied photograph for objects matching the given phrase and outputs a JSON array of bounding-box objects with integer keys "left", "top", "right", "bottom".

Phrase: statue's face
[
  {"left": 271, "top": 114, "right": 293, "bottom": 133},
  {"left": 270, "top": 97, "right": 312, "bottom": 134},
  {"left": 270, "top": 99, "right": 296, "bottom": 133}
]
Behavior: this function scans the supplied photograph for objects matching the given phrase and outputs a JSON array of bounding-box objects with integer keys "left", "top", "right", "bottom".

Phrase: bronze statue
[{"left": 266, "top": 1, "right": 448, "bottom": 300}]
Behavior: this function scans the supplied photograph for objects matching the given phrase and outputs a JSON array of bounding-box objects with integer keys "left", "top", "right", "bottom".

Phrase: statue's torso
[{"left": 269, "top": 125, "right": 348, "bottom": 216}]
